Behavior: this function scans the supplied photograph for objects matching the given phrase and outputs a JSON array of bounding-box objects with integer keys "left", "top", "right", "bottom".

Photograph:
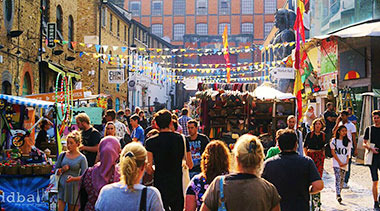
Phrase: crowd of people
[{"left": 52, "top": 104, "right": 380, "bottom": 211}]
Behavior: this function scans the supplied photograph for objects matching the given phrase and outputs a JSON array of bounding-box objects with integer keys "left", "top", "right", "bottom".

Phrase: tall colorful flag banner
[
  {"left": 293, "top": 0, "right": 305, "bottom": 124},
  {"left": 222, "top": 25, "right": 231, "bottom": 83}
]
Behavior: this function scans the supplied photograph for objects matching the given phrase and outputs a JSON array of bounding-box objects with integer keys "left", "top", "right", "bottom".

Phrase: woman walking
[
  {"left": 79, "top": 136, "right": 121, "bottom": 211},
  {"left": 56, "top": 131, "right": 88, "bottom": 211},
  {"left": 95, "top": 142, "right": 164, "bottom": 210},
  {"left": 330, "top": 125, "right": 351, "bottom": 203},
  {"left": 185, "top": 140, "right": 230, "bottom": 211},
  {"left": 200, "top": 134, "right": 280, "bottom": 211},
  {"left": 303, "top": 118, "right": 326, "bottom": 210}
]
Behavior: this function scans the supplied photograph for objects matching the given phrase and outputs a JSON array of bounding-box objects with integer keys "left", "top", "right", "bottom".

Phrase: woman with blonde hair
[
  {"left": 95, "top": 142, "right": 164, "bottom": 211},
  {"left": 185, "top": 140, "right": 230, "bottom": 211},
  {"left": 56, "top": 131, "right": 88, "bottom": 211},
  {"left": 201, "top": 134, "right": 280, "bottom": 211}
]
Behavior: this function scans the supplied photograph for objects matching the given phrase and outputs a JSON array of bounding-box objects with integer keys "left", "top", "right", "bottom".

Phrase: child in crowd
[{"left": 330, "top": 125, "right": 351, "bottom": 203}]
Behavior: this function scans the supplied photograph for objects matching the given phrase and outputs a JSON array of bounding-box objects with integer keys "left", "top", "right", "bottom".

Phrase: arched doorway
[
  {"left": 22, "top": 72, "right": 32, "bottom": 95},
  {"left": 2, "top": 81, "right": 11, "bottom": 94}
]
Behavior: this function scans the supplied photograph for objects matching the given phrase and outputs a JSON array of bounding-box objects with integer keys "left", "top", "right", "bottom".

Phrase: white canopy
[
  {"left": 315, "top": 21, "right": 380, "bottom": 39},
  {"left": 253, "top": 86, "right": 295, "bottom": 100}
]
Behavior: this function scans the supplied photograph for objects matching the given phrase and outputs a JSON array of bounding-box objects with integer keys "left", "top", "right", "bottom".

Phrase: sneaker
[
  {"left": 343, "top": 182, "right": 349, "bottom": 189},
  {"left": 337, "top": 195, "right": 342, "bottom": 203},
  {"left": 374, "top": 201, "right": 379, "bottom": 209}
]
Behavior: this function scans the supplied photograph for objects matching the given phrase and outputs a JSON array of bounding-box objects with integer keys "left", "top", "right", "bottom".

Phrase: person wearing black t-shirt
[
  {"left": 145, "top": 110, "right": 193, "bottom": 211},
  {"left": 75, "top": 113, "right": 101, "bottom": 167},
  {"left": 324, "top": 102, "right": 338, "bottom": 141},
  {"left": 363, "top": 110, "right": 380, "bottom": 209},
  {"left": 35, "top": 119, "right": 52, "bottom": 150},
  {"left": 186, "top": 119, "right": 209, "bottom": 178}
]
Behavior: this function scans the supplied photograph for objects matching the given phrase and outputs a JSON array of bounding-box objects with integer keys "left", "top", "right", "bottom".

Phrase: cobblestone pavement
[{"left": 321, "top": 158, "right": 374, "bottom": 211}]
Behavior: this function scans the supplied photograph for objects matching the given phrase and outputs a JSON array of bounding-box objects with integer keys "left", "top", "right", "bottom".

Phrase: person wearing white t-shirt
[
  {"left": 330, "top": 125, "right": 352, "bottom": 203},
  {"left": 333, "top": 110, "right": 357, "bottom": 188}
]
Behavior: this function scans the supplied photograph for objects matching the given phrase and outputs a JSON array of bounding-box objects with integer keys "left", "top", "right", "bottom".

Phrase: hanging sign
[
  {"left": 47, "top": 23, "right": 56, "bottom": 49},
  {"left": 108, "top": 69, "right": 125, "bottom": 84},
  {"left": 271, "top": 67, "right": 295, "bottom": 79},
  {"left": 25, "top": 89, "right": 85, "bottom": 102}
]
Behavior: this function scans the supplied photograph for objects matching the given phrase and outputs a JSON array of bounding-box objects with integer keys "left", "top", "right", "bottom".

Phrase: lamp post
[{"left": 97, "top": 0, "right": 104, "bottom": 94}]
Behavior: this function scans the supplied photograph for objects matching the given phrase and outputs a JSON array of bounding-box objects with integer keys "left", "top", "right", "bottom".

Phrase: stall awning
[
  {"left": 315, "top": 21, "right": 380, "bottom": 39},
  {"left": 253, "top": 86, "right": 295, "bottom": 100},
  {"left": 48, "top": 63, "right": 81, "bottom": 80},
  {"left": 0, "top": 94, "right": 55, "bottom": 109}
]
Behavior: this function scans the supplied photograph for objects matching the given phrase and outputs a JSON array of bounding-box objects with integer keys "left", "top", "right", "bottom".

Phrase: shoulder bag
[
  {"left": 139, "top": 187, "right": 147, "bottom": 211},
  {"left": 218, "top": 176, "right": 227, "bottom": 211},
  {"left": 182, "top": 134, "right": 191, "bottom": 197},
  {"left": 364, "top": 126, "right": 374, "bottom": 166}
]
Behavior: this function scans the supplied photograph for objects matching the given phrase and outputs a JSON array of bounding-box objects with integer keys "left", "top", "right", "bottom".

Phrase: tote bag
[
  {"left": 364, "top": 126, "right": 374, "bottom": 166},
  {"left": 182, "top": 134, "right": 190, "bottom": 197}
]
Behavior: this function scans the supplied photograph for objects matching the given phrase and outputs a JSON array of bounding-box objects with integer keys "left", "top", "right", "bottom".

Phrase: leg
[
  {"left": 340, "top": 169, "right": 346, "bottom": 191},
  {"left": 333, "top": 167, "right": 342, "bottom": 196},
  {"left": 58, "top": 199, "right": 66, "bottom": 211},
  {"left": 374, "top": 181, "right": 379, "bottom": 202}
]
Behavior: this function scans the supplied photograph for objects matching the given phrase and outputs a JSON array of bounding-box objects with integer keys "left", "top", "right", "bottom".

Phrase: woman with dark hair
[
  {"left": 139, "top": 111, "right": 148, "bottom": 129},
  {"left": 185, "top": 140, "right": 230, "bottom": 211},
  {"left": 35, "top": 119, "right": 51, "bottom": 150},
  {"left": 79, "top": 136, "right": 121, "bottom": 211},
  {"left": 330, "top": 125, "right": 351, "bottom": 203},
  {"left": 303, "top": 118, "right": 326, "bottom": 210},
  {"left": 200, "top": 135, "right": 280, "bottom": 211}
]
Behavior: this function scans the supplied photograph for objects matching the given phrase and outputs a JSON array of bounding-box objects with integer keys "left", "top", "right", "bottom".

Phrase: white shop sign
[
  {"left": 272, "top": 67, "right": 295, "bottom": 79},
  {"left": 108, "top": 69, "right": 125, "bottom": 84}
]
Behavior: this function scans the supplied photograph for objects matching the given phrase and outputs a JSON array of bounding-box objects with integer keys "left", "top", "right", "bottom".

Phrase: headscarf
[{"left": 91, "top": 136, "right": 121, "bottom": 193}]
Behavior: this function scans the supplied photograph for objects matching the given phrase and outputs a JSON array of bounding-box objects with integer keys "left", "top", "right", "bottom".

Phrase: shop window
[
  {"left": 110, "top": 13, "right": 113, "bottom": 32},
  {"left": 264, "top": 0, "right": 276, "bottom": 14},
  {"left": 117, "top": 19, "right": 120, "bottom": 38},
  {"left": 130, "top": 1, "right": 141, "bottom": 16},
  {"left": 68, "top": 15, "right": 74, "bottom": 49},
  {"left": 4, "top": 0, "right": 13, "bottom": 22},
  {"left": 152, "top": 24, "right": 163, "bottom": 37},
  {"left": 56, "top": 5, "right": 63, "bottom": 40},
  {"left": 219, "top": 0, "right": 230, "bottom": 15},
  {"left": 196, "top": 23, "right": 208, "bottom": 35},
  {"left": 241, "top": 0, "right": 253, "bottom": 14},
  {"left": 173, "top": 0, "right": 185, "bottom": 16},
  {"left": 115, "top": 98, "right": 120, "bottom": 111},
  {"left": 152, "top": 1, "right": 163, "bottom": 16},
  {"left": 264, "top": 22, "right": 274, "bottom": 38},
  {"left": 196, "top": 0, "right": 208, "bottom": 15}
]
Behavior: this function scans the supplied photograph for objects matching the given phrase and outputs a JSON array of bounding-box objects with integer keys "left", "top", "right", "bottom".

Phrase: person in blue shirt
[
  {"left": 347, "top": 107, "right": 358, "bottom": 125},
  {"left": 130, "top": 114, "right": 145, "bottom": 145}
]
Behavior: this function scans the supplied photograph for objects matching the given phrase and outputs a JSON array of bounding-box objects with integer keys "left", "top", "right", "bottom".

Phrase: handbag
[
  {"left": 139, "top": 187, "right": 147, "bottom": 211},
  {"left": 364, "top": 126, "right": 374, "bottom": 166},
  {"left": 218, "top": 176, "right": 227, "bottom": 211},
  {"left": 182, "top": 134, "right": 190, "bottom": 197}
]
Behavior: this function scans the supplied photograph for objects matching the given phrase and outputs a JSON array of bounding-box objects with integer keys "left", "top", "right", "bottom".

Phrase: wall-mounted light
[
  {"left": 65, "top": 55, "right": 76, "bottom": 61},
  {"left": 52, "top": 50, "right": 64, "bottom": 55},
  {"left": 8, "top": 30, "right": 23, "bottom": 38},
  {"left": 0, "top": 45, "right": 4, "bottom": 50}
]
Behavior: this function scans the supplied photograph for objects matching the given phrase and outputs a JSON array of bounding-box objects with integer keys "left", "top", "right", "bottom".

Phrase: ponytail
[
  {"left": 120, "top": 142, "right": 147, "bottom": 191},
  {"left": 233, "top": 134, "right": 265, "bottom": 174}
]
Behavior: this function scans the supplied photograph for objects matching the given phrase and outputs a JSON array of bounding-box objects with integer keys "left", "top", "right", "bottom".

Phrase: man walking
[
  {"left": 287, "top": 115, "right": 303, "bottom": 156},
  {"left": 363, "top": 110, "right": 380, "bottom": 209},
  {"left": 178, "top": 108, "right": 192, "bottom": 136},
  {"left": 324, "top": 102, "right": 338, "bottom": 142},
  {"left": 145, "top": 110, "right": 193, "bottom": 211},
  {"left": 262, "top": 129, "right": 324, "bottom": 211},
  {"left": 75, "top": 113, "right": 101, "bottom": 167},
  {"left": 333, "top": 110, "right": 357, "bottom": 188},
  {"left": 187, "top": 119, "right": 209, "bottom": 178},
  {"left": 130, "top": 114, "right": 145, "bottom": 145}
]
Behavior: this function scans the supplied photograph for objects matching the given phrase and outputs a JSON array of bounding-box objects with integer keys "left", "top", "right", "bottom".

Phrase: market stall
[
  {"left": 195, "top": 83, "right": 295, "bottom": 150},
  {"left": 0, "top": 94, "right": 59, "bottom": 211}
]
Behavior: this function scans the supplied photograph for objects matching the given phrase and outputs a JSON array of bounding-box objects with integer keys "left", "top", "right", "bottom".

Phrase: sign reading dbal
[
  {"left": 108, "top": 69, "right": 125, "bottom": 84},
  {"left": 0, "top": 175, "right": 49, "bottom": 211}
]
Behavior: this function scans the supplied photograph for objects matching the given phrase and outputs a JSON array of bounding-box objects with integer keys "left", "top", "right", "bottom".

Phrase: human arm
[
  {"left": 79, "top": 145, "right": 99, "bottom": 152},
  {"left": 363, "top": 127, "right": 378, "bottom": 153},
  {"left": 185, "top": 138, "right": 194, "bottom": 170},
  {"left": 200, "top": 204, "right": 211, "bottom": 211},
  {"left": 271, "top": 204, "right": 281, "bottom": 211},
  {"left": 330, "top": 139, "right": 346, "bottom": 167},
  {"left": 148, "top": 187, "right": 165, "bottom": 211},
  {"left": 66, "top": 176, "right": 81, "bottom": 183},
  {"left": 146, "top": 151, "right": 154, "bottom": 175},
  {"left": 310, "top": 180, "right": 324, "bottom": 194},
  {"left": 185, "top": 178, "right": 197, "bottom": 211}
]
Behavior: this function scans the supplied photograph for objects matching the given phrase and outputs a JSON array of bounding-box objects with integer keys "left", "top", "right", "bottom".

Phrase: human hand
[
  {"left": 339, "top": 162, "right": 347, "bottom": 168},
  {"left": 371, "top": 147, "right": 379, "bottom": 154},
  {"left": 79, "top": 145, "right": 85, "bottom": 151},
  {"left": 62, "top": 165, "right": 69, "bottom": 172},
  {"left": 66, "top": 175, "right": 74, "bottom": 183}
]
